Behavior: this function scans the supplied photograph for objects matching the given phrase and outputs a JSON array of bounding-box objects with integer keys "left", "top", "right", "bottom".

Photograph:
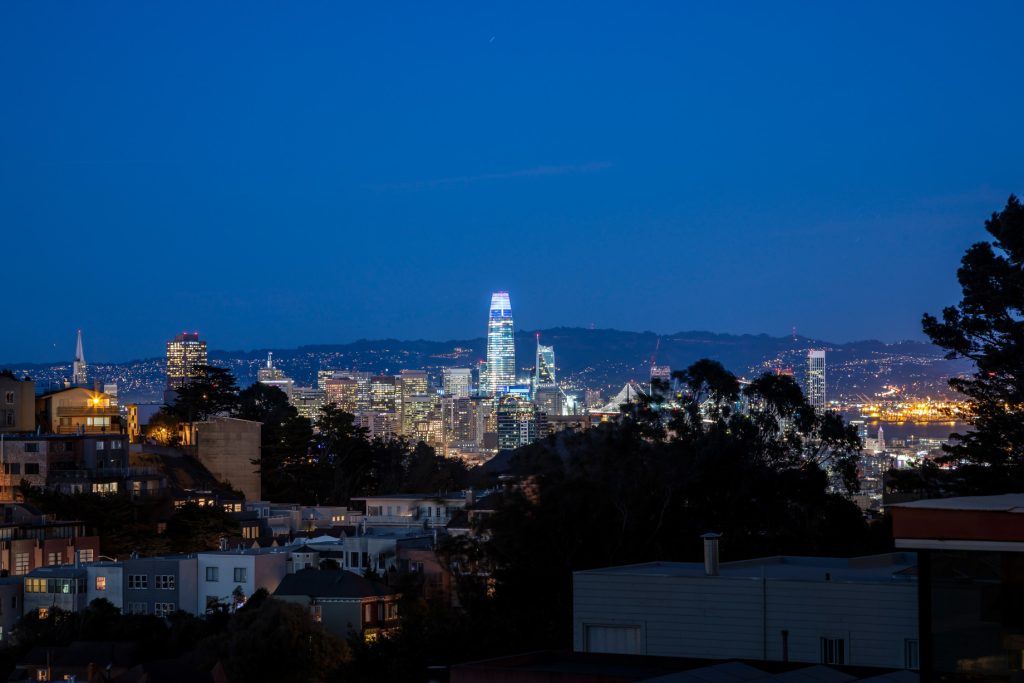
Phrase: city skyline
[{"left": 4, "top": 3, "right": 1023, "bottom": 362}]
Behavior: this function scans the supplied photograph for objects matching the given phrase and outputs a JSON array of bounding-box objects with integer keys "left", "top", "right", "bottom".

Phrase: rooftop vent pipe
[{"left": 701, "top": 532, "right": 721, "bottom": 576}]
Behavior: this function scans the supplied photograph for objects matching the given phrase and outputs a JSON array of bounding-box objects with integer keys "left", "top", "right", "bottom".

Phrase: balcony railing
[{"left": 56, "top": 405, "right": 119, "bottom": 416}]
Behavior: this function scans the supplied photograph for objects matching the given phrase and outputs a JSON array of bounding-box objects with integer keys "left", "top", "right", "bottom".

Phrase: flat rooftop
[
  {"left": 894, "top": 493, "right": 1024, "bottom": 512},
  {"left": 576, "top": 553, "right": 917, "bottom": 584}
]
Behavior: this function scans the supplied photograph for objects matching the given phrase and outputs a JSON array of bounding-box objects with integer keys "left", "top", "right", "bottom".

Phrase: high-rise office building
[
  {"left": 369, "top": 375, "right": 400, "bottom": 413},
  {"left": 533, "top": 336, "right": 556, "bottom": 390},
  {"left": 166, "top": 332, "right": 208, "bottom": 389},
  {"left": 485, "top": 292, "right": 515, "bottom": 394},
  {"left": 324, "top": 376, "right": 361, "bottom": 413},
  {"left": 442, "top": 368, "right": 472, "bottom": 399},
  {"left": 257, "top": 352, "right": 294, "bottom": 399},
  {"left": 806, "top": 349, "right": 826, "bottom": 411},
  {"left": 72, "top": 329, "right": 88, "bottom": 386},
  {"left": 496, "top": 394, "right": 544, "bottom": 451}
]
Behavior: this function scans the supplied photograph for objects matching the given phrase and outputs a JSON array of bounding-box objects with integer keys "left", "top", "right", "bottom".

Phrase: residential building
[
  {"left": 485, "top": 292, "right": 515, "bottom": 394},
  {"left": 573, "top": 543, "right": 918, "bottom": 670},
  {"left": 35, "top": 387, "right": 121, "bottom": 435},
  {"left": 166, "top": 332, "right": 208, "bottom": 390},
  {"left": 122, "top": 555, "right": 198, "bottom": 617},
  {"left": 274, "top": 569, "right": 400, "bottom": 639},
  {"left": 0, "top": 434, "right": 132, "bottom": 501},
  {"left": 0, "top": 374, "right": 35, "bottom": 433},
  {"left": 126, "top": 403, "right": 162, "bottom": 443},
  {"left": 0, "top": 516, "right": 100, "bottom": 576},
  {"left": 23, "top": 566, "right": 88, "bottom": 616},
  {"left": 195, "top": 547, "right": 288, "bottom": 613},
  {"left": 891, "top": 493, "right": 1024, "bottom": 681},
  {"left": 193, "top": 417, "right": 261, "bottom": 501},
  {"left": 339, "top": 528, "right": 436, "bottom": 576},
  {"left": 86, "top": 561, "right": 124, "bottom": 611},
  {"left": 354, "top": 491, "right": 475, "bottom": 529}
]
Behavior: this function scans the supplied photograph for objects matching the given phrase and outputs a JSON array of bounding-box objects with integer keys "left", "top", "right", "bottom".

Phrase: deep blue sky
[{"left": 2, "top": 2, "right": 1022, "bottom": 363}]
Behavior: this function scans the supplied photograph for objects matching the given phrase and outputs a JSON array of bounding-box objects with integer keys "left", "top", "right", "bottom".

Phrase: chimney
[{"left": 701, "top": 532, "right": 721, "bottom": 576}]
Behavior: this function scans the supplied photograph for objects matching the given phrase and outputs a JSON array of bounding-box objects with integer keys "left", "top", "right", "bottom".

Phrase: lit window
[
  {"left": 95, "top": 576, "right": 106, "bottom": 591},
  {"left": 79, "top": 549, "right": 94, "bottom": 563},
  {"left": 37, "top": 607, "right": 49, "bottom": 620}
]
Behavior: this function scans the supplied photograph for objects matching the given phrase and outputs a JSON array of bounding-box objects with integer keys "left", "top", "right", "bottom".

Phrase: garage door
[{"left": 584, "top": 624, "right": 642, "bottom": 654}]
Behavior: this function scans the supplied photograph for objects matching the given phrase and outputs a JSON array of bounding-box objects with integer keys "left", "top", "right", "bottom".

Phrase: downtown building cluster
[{"left": 249, "top": 292, "right": 586, "bottom": 463}]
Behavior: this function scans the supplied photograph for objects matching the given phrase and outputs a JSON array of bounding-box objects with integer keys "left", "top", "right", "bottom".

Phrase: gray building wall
[
  {"left": 122, "top": 556, "right": 197, "bottom": 616},
  {"left": 573, "top": 569, "right": 918, "bottom": 669},
  {"left": 0, "top": 579, "right": 22, "bottom": 643},
  {"left": 195, "top": 418, "right": 261, "bottom": 501}
]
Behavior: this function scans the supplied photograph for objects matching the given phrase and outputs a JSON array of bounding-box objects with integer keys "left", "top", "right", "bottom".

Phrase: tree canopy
[{"left": 923, "top": 195, "right": 1024, "bottom": 483}]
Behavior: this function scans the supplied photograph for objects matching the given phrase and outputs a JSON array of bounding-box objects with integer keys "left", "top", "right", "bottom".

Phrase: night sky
[{"left": 3, "top": 2, "right": 1022, "bottom": 363}]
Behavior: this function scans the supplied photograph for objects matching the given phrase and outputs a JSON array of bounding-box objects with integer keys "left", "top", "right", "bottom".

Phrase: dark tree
[
  {"left": 167, "top": 365, "right": 239, "bottom": 423},
  {"left": 923, "top": 195, "right": 1024, "bottom": 475}
]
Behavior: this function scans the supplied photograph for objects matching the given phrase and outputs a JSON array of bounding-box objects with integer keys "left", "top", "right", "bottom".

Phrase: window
[
  {"left": 364, "top": 604, "right": 372, "bottom": 623},
  {"left": 3, "top": 464, "right": 20, "bottom": 475},
  {"left": 3, "top": 411, "right": 12, "bottom": 427},
  {"left": 205, "top": 567, "right": 219, "bottom": 582},
  {"left": 78, "top": 549, "right": 94, "bottom": 563},
  {"left": 95, "top": 576, "right": 106, "bottom": 591},
  {"left": 24, "top": 464, "right": 39, "bottom": 475},
  {"left": 242, "top": 526, "right": 257, "bottom": 539},
  {"left": 46, "top": 552, "right": 60, "bottom": 566},
  {"left": 14, "top": 553, "right": 29, "bottom": 575},
  {"left": 155, "top": 575, "right": 175, "bottom": 590},
  {"left": 96, "top": 441, "right": 105, "bottom": 450},
  {"left": 310, "top": 605, "right": 322, "bottom": 623},
  {"left": 233, "top": 568, "right": 247, "bottom": 582},
  {"left": 25, "top": 578, "right": 45, "bottom": 593},
  {"left": 349, "top": 552, "right": 359, "bottom": 567},
  {"left": 154, "top": 602, "right": 175, "bottom": 617},
  {"left": 126, "top": 602, "right": 147, "bottom": 615},
  {"left": 64, "top": 442, "right": 74, "bottom": 452},
  {"left": 37, "top": 607, "right": 48, "bottom": 620},
  {"left": 377, "top": 602, "right": 384, "bottom": 620},
  {"left": 4, "top": 392, "right": 13, "bottom": 405},
  {"left": 905, "top": 639, "right": 919, "bottom": 670},
  {"left": 86, "top": 417, "right": 110, "bottom": 428},
  {"left": 128, "top": 574, "right": 148, "bottom": 590},
  {"left": 386, "top": 602, "right": 398, "bottom": 620},
  {"left": 821, "top": 637, "right": 846, "bottom": 665},
  {"left": 24, "top": 443, "right": 38, "bottom": 453}
]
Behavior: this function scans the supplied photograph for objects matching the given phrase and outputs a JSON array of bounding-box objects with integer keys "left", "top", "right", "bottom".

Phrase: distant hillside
[{"left": 2, "top": 328, "right": 969, "bottom": 404}]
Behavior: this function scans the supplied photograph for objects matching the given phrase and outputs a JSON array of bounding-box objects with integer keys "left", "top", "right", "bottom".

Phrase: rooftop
[
  {"left": 274, "top": 568, "right": 397, "bottom": 599},
  {"left": 576, "top": 553, "right": 917, "bottom": 584},
  {"left": 894, "top": 493, "right": 1024, "bottom": 512}
]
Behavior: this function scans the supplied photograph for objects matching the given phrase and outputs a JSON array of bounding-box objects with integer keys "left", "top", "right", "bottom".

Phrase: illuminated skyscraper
[
  {"left": 533, "top": 336, "right": 556, "bottom": 389},
  {"left": 807, "top": 349, "right": 826, "bottom": 411},
  {"left": 485, "top": 292, "right": 515, "bottom": 394},
  {"left": 72, "top": 329, "right": 88, "bottom": 386},
  {"left": 443, "top": 368, "right": 472, "bottom": 399},
  {"left": 166, "top": 332, "right": 208, "bottom": 389},
  {"left": 257, "top": 352, "right": 294, "bottom": 399}
]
